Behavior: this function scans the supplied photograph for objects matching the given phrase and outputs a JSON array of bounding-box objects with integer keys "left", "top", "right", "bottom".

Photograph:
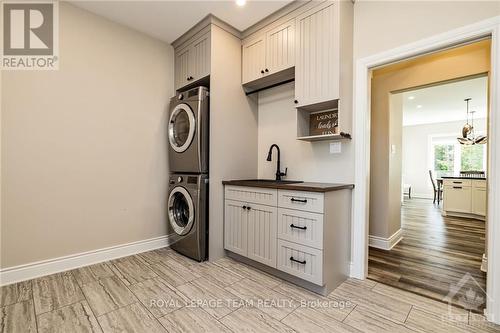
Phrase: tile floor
[{"left": 1, "top": 247, "right": 499, "bottom": 333}]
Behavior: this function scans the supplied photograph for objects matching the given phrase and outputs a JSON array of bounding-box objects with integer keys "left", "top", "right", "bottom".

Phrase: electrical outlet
[{"left": 330, "top": 142, "right": 341, "bottom": 154}]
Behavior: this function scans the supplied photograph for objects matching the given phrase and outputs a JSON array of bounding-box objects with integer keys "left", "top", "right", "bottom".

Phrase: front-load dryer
[
  {"left": 168, "top": 173, "right": 208, "bottom": 262},
  {"left": 168, "top": 86, "right": 209, "bottom": 173}
]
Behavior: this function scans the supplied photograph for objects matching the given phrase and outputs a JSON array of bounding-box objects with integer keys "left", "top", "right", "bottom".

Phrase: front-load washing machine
[
  {"left": 168, "top": 173, "right": 208, "bottom": 262},
  {"left": 168, "top": 86, "right": 209, "bottom": 174}
]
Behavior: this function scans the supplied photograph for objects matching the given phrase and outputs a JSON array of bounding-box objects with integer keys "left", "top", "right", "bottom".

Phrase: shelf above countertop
[{"left": 297, "top": 133, "right": 352, "bottom": 142}]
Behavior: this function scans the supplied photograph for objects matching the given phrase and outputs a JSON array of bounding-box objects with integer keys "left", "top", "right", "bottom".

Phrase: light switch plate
[{"left": 330, "top": 142, "right": 341, "bottom": 154}]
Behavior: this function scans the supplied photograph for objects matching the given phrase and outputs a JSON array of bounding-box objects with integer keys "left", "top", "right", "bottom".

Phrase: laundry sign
[{"left": 309, "top": 109, "right": 338, "bottom": 136}]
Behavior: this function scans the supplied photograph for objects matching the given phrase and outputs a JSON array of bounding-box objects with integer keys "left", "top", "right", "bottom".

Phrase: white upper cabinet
[
  {"left": 266, "top": 20, "right": 295, "bottom": 75},
  {"left": 242, "top": 35, "right": 266, "bottom": 84},
  {"left": 242, "top": 19, "right": 295, "bottom": 85},
  {"left": 174, "top": 31, "right": 211, "bottom": 90},
  {"left": 191, "top": 33, "right": 211, "bottom": 82},
  {"left": 175, "top": 46, "right": 191, "bottom": 90},
  {"left": 295, "top": 2, "right": 339, "bottom": 108}
]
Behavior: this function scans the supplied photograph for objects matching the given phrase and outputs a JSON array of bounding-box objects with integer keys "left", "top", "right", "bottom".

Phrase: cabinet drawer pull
[
  {"left": 291, "top": 198, "right": 307, "bottom": 203},
  {"left": 453, "top": 186, "right": 463, "bottom": 189},
  {"left": 290, "top": 224, "right": 307, "bottom": 230},
  {"left": 453, "top": 181, "right": 463, "bottom": 184},
  {"left": 290, "top": 257, "right": 306, "bottom": 265}
]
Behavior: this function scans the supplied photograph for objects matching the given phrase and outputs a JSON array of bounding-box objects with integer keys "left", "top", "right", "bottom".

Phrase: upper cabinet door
[
  {"left": 190, "top": 32, "right": 211, "bottom": 82},
  {"left": 266, "top": 19, "right": 295, "bottom": 75},
  {"left": 242, "top": 35, "right": 266, "bottom": 84},
  {"left": 175, "top": 46, "right": 191, "bottom": 90},
  {"left": 295, "top": 3, "right": 339, "bottom": 107}
]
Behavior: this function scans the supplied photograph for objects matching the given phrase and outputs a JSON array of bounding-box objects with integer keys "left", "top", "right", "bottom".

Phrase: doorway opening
[{"left": 367, "top": 40, "right": 491, "bottom": 312}]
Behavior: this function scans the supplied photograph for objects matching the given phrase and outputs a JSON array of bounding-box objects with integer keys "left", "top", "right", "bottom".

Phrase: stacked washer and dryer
[{"left": 167, "top": 86, "right": 209, "bottom": 262}]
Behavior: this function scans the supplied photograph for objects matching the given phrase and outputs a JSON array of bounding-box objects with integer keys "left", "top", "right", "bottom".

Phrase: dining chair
[{"left": 429, "top": 170, "right": 443, "bottom": 204}]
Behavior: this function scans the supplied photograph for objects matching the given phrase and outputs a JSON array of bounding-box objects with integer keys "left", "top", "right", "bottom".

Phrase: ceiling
[
  {"left": 72, "top": 1, "right": 293, "bottom": 43},
  {"left": 402, "top": 76, "right": 488, "bottom": 126}
]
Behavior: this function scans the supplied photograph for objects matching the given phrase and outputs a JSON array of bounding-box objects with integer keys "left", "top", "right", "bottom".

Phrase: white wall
[
  {"left": 402, "top": 119, "right": 487, "bottom": 198},
  {"left": 257, "top": 82, "right": 354, "bottom": 183},
  {"left": 1, "top": 3, "right": 174, "bottom": 268}
]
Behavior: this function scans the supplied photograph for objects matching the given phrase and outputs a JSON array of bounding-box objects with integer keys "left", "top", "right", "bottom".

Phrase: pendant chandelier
[{"left": 457, "top": 98, "right": 487, "bottom": 145}]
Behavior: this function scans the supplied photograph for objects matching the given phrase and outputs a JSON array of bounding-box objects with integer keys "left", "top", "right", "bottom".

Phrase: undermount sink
[{"left": 242, "top": 179, "right": 304, "bottom": 184}]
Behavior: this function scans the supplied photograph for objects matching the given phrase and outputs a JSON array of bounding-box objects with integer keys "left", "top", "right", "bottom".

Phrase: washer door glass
[
  {"left": 168, "top": 187, "right": 194, "bottom": 236},
  {"left": 169, "top": 104, "right": 196, "bottom": 153}
]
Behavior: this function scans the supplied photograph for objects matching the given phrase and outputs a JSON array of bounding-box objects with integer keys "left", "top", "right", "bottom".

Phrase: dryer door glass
[
  {"left": 168, "top": 187, "right": 194, "bottom": 236},
  {"left": 169, "top": 104, "right": 196, "bottom": 153}
]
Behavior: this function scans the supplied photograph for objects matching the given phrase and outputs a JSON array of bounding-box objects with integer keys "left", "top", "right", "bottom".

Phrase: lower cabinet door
[
  {"left": 444, "top": 186, "right": 472, "bottom": 213},
  {"left": 277, "top": 239, "right": 323, "bottom": 285},
  {"left": 247, "top": 203, "right": 277, "bottom": 268},
  {"left": 472, "top": 187, "right": 487, "bottom": 216},
  {"left": 224, "top": 200, "right": 248, "bottom": 256}
]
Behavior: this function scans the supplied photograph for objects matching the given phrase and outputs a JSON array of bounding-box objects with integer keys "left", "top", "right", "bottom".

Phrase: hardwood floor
[
  {"left": 369, "top": 198, "right": 487, "bottom": 313},
  {"left": 2, "top": 247, "right": 499, "bottom": 332}
]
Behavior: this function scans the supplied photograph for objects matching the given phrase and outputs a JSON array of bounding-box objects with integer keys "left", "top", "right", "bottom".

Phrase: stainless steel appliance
[
  {"left": 168, "top": 86, "right": 209, "bottom": 173},
  {"left": 168, "top": 173, "right": 208, "bottom": 261}
]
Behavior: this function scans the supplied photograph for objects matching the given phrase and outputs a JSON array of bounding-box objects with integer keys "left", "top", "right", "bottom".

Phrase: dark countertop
[
  {"left": 440, "top": 176, "right": 487, "bottom": 180},
  {"left": 222, "top": 179, "right": 355, "bottom": 193}
]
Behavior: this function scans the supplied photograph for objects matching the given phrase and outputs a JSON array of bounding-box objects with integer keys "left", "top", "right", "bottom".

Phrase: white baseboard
[
  {"left": 0, "top": 234, "right": 173, "bottom": 286},
  {"left": 369, "top": 229, "right": 403, "bottom": 250}
]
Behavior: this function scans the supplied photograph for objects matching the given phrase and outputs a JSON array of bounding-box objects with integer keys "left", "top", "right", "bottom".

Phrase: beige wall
[
  {"left": 257, "top": 82, "right": 354, "bottom": 183},
  {"left": 1, "top": 3, "right": 174, "bottom": 268},
  {"left": 353, "top": 1, "right": 500, "bottom": 60},
  {"left": 369, "top": 40, "right": 491, "bottom": 238}
]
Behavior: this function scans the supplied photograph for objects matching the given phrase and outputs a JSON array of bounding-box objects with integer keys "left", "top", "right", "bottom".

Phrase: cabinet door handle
[
  {"left": 291, "top": 198, "right": 307, "bottom": 203},
  {"left": 242, "top": 205, "right": 247, "bottom": 209},
  {"left": 294, "top": 100, "right": 298, "bottom": 104},
  {"left": 265, "top": 68, "right": 269, "bottom": 72},
  {"left": 246, "top": 206, "right": 251, "bottom": 210},
  {"left": 260, "top": 70, "right": 265, "bottom": 74},
  {"left": 290, "top": 224, "right": 307, "bottom": 230},
  {"left": 290, "top": 257, "right": 306, "bottom": 265},
  {"left": 453, "top": 186, "right": 463, "bottom": 189}
]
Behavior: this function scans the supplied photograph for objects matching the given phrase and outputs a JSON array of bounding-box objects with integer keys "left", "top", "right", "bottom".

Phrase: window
[
  {"left": 434, "top": 144, "right": 455, "bottom": 175},
  {"left": 429, "top": 135, "right": 487, "bottom": 177},
  {"left": 461, "top": 145, "right": 485, "bottom": 171}
]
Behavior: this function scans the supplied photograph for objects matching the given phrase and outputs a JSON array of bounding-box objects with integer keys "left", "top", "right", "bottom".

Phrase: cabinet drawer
[
  {"left": 277, "top": 239, "right": 323, "bottom": 285},
  {"left": 473, "top": 180, "right": 487, "bottom": 189},
  {"left": 444, "top": 186, "right": 472, "bottom": 213},
  {"left": 443, "top": 179, "right": 472, "bottom": 187},
  {"left": 277, "top": 208, "right": 323, "bottom": 249},
  {"left": 278, "top": 190, "right": 324, "bottom": 213},
  {"left": 225, "top": 186, "right": 277, "bottom": 206}
]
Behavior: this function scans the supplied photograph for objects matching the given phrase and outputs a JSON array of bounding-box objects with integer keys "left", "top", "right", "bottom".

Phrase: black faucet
[{"left": 266, "top": 144, "right": 287, "bottom": 181}]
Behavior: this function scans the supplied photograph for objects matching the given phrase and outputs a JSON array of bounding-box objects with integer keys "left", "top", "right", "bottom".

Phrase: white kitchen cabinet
[
  {"left": 266, "top": 20, "right": 295, "bottom": 75},
  {"left": 247, "top": 203, "right": 277, "bottom": 267},
  {"left": 472, "top": 187, "right": 487, "bottom": 216},
  {"left": 224, "top": 184, "right": 352, "bottom": 295},
  {"left": 242, "top": 20, "right": 295, "bottom": 85},
  {"left": 442, "top": 179, "right": 486, "bottom": 219},
  {"left": 295, "top": 2, "right": 339, "bottom": 107},
  {"left": 242, "top": 35, "right": 266, "bottom": 84},
  {"left": 175, "top": 46, "right": 191, "bottom": 90},
  {"left": 224, "top": 200, "right": 247, "bottom": 256},
  {"left": 174, "top": 31, "right": 211, "bottom": 90},
  {"left": 444, "top": 186, "right": 472, "bottom": 213}
]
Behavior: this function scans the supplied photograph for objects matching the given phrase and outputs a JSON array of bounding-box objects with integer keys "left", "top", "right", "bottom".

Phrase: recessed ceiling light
[
  {"left": 417, "top": 105, "right": 423, "bottom": 108},
  {"left": 408, "top": 96, "right": 415, "bottom": 100},
  {"left": 236, "top": 0, "right": 246, "bottom": 6}
]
